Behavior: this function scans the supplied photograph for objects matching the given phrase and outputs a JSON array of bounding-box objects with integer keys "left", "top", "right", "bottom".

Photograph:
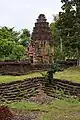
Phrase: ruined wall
[
  {"left": 0, "top": 77, "right": 80, "bottom": 102},
  {"left": 0, "top": 62, "right": 50, "bottom": 75},
  {"left": 0, "top": 77, "right": 44, "bottom": 102},
  {"left": 0, "top": 60, "right": 77, "bottom": 75}
]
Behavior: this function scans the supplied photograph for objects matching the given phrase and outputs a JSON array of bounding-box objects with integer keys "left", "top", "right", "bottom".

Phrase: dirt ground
[{"left": 12, "top": 111, "right": 44, "bottom": 120}]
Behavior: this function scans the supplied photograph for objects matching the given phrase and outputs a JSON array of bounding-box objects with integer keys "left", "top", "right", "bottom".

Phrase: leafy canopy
[
  {"left": 55, "top": 0, "right": 80, "bottom": 59},
  {"left": 0, "top": 27, "right": 30, "bottom": 61}
]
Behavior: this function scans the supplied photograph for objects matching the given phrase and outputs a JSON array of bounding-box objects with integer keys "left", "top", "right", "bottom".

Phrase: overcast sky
[{"left": 0, "top": 0, "right": 62, "bottom": 32}]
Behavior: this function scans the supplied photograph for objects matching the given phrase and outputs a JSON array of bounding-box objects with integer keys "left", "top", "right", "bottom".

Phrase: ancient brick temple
[{"left": 28, "top": 14, "right": 54, "bottom": 64}]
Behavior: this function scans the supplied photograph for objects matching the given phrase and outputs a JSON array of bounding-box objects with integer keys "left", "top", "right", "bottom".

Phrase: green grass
[
  {"left": 55, "top": 66, "right": 80, "bottom": 83},
  {"left": 0, "top": 72, "right": 44, "bottom": 83},
  {"left": 7, "top": 98, "right": 80, "bottom": 120},
  {"left": 0, "top": 66, "right": 80, "bottom": 83},
  {"left": 8, "top": 101, "right": 49, "bottom": 112}
]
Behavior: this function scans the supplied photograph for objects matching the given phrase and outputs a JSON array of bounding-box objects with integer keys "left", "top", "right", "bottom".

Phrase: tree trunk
[
  {"left": 60, "top": 38, "right": 62, "bottom": 53},
  {"left": 79, "top": 59, "right": 80, "bottom": 66},
  {"left": 48, "top": 71, "right": 53, "bottom": 84},
  {"left": 77, "top": 47, "right": 80, "bottom": 66}
]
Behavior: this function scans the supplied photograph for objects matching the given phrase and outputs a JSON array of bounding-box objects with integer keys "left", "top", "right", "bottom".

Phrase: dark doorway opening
[{"left": 30, "top": 56, "right": 33, "bottom": 63}]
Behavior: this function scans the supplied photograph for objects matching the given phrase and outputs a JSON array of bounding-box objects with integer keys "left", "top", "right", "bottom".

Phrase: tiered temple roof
[{"left": 31, "top": 14, "right": 53, "bottom": 44}]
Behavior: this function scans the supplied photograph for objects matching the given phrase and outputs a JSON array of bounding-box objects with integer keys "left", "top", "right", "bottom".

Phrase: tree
[
  {"left": 72, "top": 0, "right": 80, "bottom": 65},
  {"left": 55, "top": 0, "right": 80, "bottom": 64},
  {"left": 0, "top": 26, "right": 20, "bottom": 42},
  {"left": 50, "top": 22, "right": 60, "bottom": 47},
  {"left": 0, "top": 26, "right": 26, "bottom": 61},
  {"left": 19, "top": 29, "right": 31, "bottom": 47},
  {"left": 9, "top": 44, "right": 26, "bottom": 60},
  {"left": 47, "top": 62, "right": 60, "bottom": 84},
  {"left": 50, "top": 15, "right": 65, "bottom": 60}
]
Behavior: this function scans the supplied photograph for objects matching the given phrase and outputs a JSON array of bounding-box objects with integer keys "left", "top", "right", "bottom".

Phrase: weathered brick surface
[
  {"left": 0, "top": 77, "right": 80, "bottom": 102},
  {"left": 0, "top": 62, "right": 50, "bottom": 75},
  {"left": 0, "top": 60, "right": 77, "bottom": 75},
  {"left": 0, "top": 77, "right": 45, "bottom": 102}
]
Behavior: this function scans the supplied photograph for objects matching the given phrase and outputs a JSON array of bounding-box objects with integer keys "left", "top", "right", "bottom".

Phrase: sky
[{"left": 0, "top": 0, "right": 62, "bottom": 32}]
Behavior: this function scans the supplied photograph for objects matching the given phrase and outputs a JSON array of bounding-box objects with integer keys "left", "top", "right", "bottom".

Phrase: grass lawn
[
  {"left": 0, "top": 71, "right": 44, "bottom": 83},
  {"left": 7, "top": 98, "right": 80, "bottom": 120},
  {"left": 0, "top": 66, "right": 80, "bottom": 83},
  {"left": 55, "top": 66, "right": 80, "bottom": 83},
  {"left": 0, "top": 67, "right": 80, "bottom": 119}
]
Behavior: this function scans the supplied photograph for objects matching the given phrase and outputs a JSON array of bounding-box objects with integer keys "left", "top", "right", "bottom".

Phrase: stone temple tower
[{"left": 28, "top": 14, "right": 54, "bottom": 64}]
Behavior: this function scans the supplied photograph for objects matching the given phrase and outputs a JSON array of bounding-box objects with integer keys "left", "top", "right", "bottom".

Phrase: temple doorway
[{"left": 30, "top": 56, "right": 33, "bottom": 63}]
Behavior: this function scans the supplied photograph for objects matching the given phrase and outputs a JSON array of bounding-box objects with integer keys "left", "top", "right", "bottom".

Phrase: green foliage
[
  {"left": 47, "top": 63, "right": 60, "bottom": 84},
  {"left": 50, "top": 62, "right": 60, "bottom": 73},
  {"left": 0, "top": 39, "right": 13, "bottom": 58},
  {"left": 9, "top": 44, "right": 26, "bottom": 60},
  {"left": 0, "top": 26, "right": 30, "bottom": 61},
  {"left": 50, "top": 1, "right": 80, "bottom": 61},
  {"left": 55, "top": 0, "right": 80, "bottom": 61},
  {"left": 19, "top": 29, "right": 31, "bottom": 47},
  {"left": 50, "top": 21, "right": 60, "bottom": 47},
  {"left": 0, "top": 26, "right": 20, "bottom": 42},
  {"left": 50, "top": 17, "right": 65, "bottom": 60},
  {"left": 54, "top": 46, "right": 65, "bottom": 60}
]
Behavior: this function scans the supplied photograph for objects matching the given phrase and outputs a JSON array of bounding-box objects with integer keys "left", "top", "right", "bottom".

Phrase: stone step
[{"left": 2, "top": 94, "right": 17, "bottom": 98}]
